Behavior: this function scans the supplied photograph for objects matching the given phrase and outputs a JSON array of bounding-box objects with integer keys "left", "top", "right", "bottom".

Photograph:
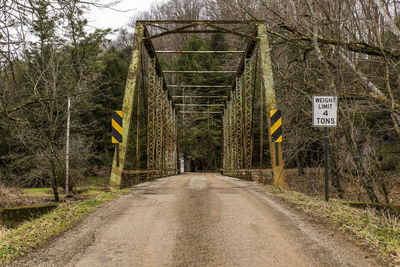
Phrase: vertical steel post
[
  {"left": 257, "top": 23, "right": 285, "bottom": 188},
  {"left": 110, "top": 23, "right": 144, "bottom": 188},
  {"left": 260, "top": 75, "right": 264, "bottom": 169},
  {"left": 237, "top": 76, "right": 243, "bottom": 170},
  {"left": 244, "top": 55, "right": 255, "bottom": 169},
  {"left": 231, "top": 90, "right": 237, "bottom": 174},
  {"left": 156, "top": 77, "right": 164, "bottom": 175},
  {"left": 223, "top": 114, "right": 227, "bottom": 172},
  {"left": 136, "top": 74, "right": 141, "bottom": 169}
]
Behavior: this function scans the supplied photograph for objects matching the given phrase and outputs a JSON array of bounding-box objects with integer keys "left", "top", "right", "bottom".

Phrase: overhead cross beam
[
  {"left": 172, "top": 96, "right": 227, "bottom": 99},
  {"left": 179, "top": 111, "right": 223, "bottom": 114},
  {"left": 137, "top": 20, "right": 264, "bottom": 24},
  {"left": 168, "top": 85, "right": 231, "bottom": 88},
  {"left": 156, "top": 51, "right": 245, "bottom": 54},
  {"left": 175, "top": 104, "right": 225, "bottom": 107},
  {"left": 142, "top": 21, "right": 260, "bottom": 41},
  {"left": 163, "top": 70, "right": 236, "bottom": 74}
]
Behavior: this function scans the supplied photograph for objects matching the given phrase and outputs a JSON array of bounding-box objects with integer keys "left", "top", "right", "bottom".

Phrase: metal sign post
[
  {"left": 312, "top": 96, "right": 337, "bottom": 202},
  {"left": 112, "top": 111, "right": 123, "bottom": 167}
]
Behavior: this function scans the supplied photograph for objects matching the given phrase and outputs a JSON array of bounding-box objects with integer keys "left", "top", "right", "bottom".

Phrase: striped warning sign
[
  {"left": 112, "top": 111, "right": 123, "bottom": 143},
  {"left": 270, "top": 109, "right": 282, "bottom": 143}
]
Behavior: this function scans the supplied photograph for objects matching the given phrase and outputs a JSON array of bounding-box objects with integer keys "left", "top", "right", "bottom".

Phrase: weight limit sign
[
  {"left": 312, "top": 96, "right": 337, "bottom": 202},
  {"left": 312, "top": 96, "right": 337, "bottom": 127}
]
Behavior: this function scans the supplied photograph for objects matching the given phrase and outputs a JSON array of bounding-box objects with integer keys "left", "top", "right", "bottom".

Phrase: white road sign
[{"left": 312, "top": 96, "right": 337, "bottom": 127}]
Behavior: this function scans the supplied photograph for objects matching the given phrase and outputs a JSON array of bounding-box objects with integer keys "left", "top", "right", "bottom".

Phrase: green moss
[
  {"left": 88, "top": 176, "right": 109, "bottom": 186},
  {"left": 21, "top": 188, "right": 53, "bottom": 197},
  {"left": 0, "top": 204, "right": 58, "bottom": 228}
]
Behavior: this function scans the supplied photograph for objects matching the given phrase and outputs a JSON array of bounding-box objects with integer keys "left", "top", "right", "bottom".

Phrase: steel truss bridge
[{"left": 110, "top": 20, "right": 285, "bottom": 188}]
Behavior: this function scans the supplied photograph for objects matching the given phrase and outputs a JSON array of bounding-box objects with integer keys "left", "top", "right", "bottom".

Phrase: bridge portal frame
[{"left": 110, "top": 20, "right": 285, "bottom": 188}]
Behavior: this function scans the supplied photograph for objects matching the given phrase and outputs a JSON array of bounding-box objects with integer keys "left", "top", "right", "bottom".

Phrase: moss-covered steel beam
[
  {"left": 110, "top": 23, "right": 144, "bottom": 188},
  {"left": 257, "top": 23, "right": 286, "bottom": 188}
]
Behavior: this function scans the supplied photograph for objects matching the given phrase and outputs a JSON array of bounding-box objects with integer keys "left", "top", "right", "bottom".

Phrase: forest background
[{"left": 1, "top": 0, "right": 400, "bottom": 204}]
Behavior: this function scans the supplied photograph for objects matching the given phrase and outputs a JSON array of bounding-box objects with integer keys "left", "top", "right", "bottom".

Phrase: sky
[{"left": 87, "top": 0, "right": 165, "bottom": 30}]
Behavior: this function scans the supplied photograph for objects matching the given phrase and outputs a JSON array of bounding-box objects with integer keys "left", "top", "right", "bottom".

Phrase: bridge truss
[{"left": 110, "top": 20, "right": 285, "bottom": 188}]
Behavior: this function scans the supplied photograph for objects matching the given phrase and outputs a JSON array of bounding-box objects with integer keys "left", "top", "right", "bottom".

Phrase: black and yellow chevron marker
[
  {"left": 270, "top": 109, "right": 282, "bottom": 143},
  {"left": 112, "top": 111, "right": 123, "bottom": 143}
]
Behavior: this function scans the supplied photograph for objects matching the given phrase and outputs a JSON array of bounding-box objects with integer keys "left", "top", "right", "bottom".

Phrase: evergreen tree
[{"left": 170, "top": 34, "right": 229, "bottom": 171}]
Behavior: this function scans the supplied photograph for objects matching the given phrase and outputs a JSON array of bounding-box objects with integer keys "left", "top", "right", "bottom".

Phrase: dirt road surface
[{"left": 11, "top": 173, "right": 382, "bottom": 267}]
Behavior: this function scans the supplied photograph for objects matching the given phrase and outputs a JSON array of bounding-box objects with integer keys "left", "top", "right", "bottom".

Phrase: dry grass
[
  {"left": 0, "top": 227, "right": 11, "bottom": 240},
  {"left": 0, "top": 185, "right": 23, "bottom": 208},
  {"left": 264, "top": 185, "right": 400, "bottom": 265}
]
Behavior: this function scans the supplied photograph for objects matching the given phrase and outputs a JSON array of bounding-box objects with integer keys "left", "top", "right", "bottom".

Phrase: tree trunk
[
  {"left": 50, "top": 159, "right": 60, "bottom": 202},
  {"left": 359, "top": 172, "right": 379, "bottom": 203},
  {"left": 296, "top": 152, "right": 305, "bottom": 176}
]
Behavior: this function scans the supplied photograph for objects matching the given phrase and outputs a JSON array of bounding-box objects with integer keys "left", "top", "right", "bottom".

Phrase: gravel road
[{"left": 11, "top": 173, "right": 382, "bottom": 267}]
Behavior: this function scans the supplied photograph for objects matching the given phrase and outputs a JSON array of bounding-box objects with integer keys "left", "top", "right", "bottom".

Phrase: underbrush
[
  {"left": 0, "top": 186, "right": 128, "bottom": 264},
  {"left": 0, "top": 185, "right": 25, "bottom": 208},
  {"left": 264, "top": 185, "right": 400, "bottom": 265}
]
